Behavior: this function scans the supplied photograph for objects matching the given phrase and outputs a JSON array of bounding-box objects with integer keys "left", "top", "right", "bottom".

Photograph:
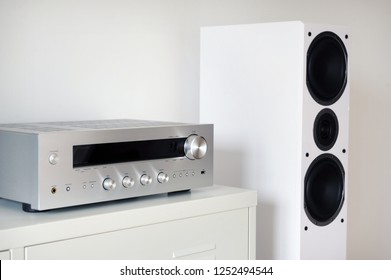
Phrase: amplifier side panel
[{"left": 0, "top": 131, "right": 38, "bottom": 205}]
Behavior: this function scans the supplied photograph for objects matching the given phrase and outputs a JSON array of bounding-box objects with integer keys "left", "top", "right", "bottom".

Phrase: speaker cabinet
[{"left": 200, "top": 21, "right": 349, "bottom": 259}]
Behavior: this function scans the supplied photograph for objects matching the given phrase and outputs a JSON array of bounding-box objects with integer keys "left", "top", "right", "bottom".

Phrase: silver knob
[
  {"left": 184, "top": 135, "right": 207, "bottom": 160},
  {"left": 140, "top": 174, "right": 152, "bottom": 185},
  {"left": 48, "top": 153, "right": 59, "bottom": 165},
  {"left": 157, "top": 172, "right": 169, "bottom": 183},
  {"left": 103, "top": 178, "right": 116, "bottom": 190},
  {"left": 122, "top": 176, "right": 135, "bottom": 188}
]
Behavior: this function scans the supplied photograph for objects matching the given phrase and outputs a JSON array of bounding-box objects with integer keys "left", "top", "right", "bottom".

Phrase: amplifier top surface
[{"left": 0, "top": 119, "right": 189, "bottom": 134}]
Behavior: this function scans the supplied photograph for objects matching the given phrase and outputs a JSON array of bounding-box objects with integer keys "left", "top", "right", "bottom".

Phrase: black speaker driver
[
  {"left": 314, "top": 108, "right": 339, "bottom": 151},
  {"left": 304, "top": 154, "right": 344, "bottom": 226},
  {"left": 307, "top": 31, "right": 347, "bottom": 105}
]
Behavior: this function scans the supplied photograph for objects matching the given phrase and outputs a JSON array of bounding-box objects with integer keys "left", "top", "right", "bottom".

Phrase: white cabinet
[{"left": 0, "top": 185, "right": 257, "bottom": 260}]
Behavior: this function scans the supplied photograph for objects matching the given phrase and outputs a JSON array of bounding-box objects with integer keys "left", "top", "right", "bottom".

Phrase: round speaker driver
[
  {"left": 313, "top": 108, "right": 339, "bottom": 151},
  {"left": 307, "top": 31, "right": 348, "bottom": 105},
  {"left": 304, "top": 154, "right": 345, "bottom": 226}
]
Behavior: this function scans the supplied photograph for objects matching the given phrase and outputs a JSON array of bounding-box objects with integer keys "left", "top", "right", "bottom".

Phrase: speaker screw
[
  {"left": 342, "top": 149, "right": 346, "bottom": 153},
  {"left": 304, "top": 226, "right": 308, "bottom": 231},
  {"left": 345, "top": 34, "right": 349, "bottom": 39},
  {"left": 308, "top": 32, "right": 312, "bottom": 37},
  {"left": 305, "top": 153, "right": 309, "bottom": 157}
]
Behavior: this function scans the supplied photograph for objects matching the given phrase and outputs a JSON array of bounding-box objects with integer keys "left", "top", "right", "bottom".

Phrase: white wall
[{"left": 0, "top": 0, "right": 390, "bottom": 259}]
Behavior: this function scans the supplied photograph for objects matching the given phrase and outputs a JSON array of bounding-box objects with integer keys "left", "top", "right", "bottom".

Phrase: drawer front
[
  {"left": 25, "top": 208, "right": 250, "bottom": 260},
  {"left": 0, "top": 250, "right": 11, "bottom": 260}
]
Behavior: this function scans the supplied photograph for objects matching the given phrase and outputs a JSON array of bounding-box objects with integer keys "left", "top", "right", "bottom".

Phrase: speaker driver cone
[
  {"left": 307, "top": 31, "right": 347, "bottom": 105},
  {"left": 304, "top": 154, "right": 344, "bottom": 226},
  {"left": 314, "top": 108, "right": 339, "bottom": 151}
]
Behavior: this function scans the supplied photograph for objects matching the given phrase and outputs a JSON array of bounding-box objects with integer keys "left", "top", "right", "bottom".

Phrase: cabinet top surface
[{"left": 0, "top": 185, "right": 257, "bottom": 231}]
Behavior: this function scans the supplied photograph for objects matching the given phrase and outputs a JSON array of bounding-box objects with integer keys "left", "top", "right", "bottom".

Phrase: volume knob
[
  {"left": 103, "top": 178, "right": 116, "bottom": 190},
  {"left": 184, "top": 135, "right": 207, "bottom": 160}
]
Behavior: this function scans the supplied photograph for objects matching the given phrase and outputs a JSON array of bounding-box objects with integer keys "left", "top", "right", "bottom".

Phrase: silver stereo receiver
[{"left": 0, "top": 119, "right": 213, "bottom": 211}]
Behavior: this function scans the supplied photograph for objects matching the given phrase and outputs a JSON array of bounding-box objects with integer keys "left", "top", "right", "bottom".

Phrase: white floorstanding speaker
[{"left": 200, "top": 21, "right": 349, "bottom": 259}]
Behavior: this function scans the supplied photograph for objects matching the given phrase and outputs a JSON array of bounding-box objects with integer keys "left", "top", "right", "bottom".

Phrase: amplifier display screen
[{"left": 73, "top": 138, "right": 187, "bottom": 168}]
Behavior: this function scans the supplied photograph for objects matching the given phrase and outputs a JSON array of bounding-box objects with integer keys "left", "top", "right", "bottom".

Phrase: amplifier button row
[{"left": 172, "top": 170, "right": 196, "bottom": 179}]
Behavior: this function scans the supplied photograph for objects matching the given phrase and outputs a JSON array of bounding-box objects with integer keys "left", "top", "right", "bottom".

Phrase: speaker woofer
[
  {"left": 314, "top": 108, "right": 339, "bottom": 151},
  {"left": 304, "top": 154, "right": 344, "bottom": 226},
  {"left": 307, "top": 31, "right": 347, "bottom": 105}
]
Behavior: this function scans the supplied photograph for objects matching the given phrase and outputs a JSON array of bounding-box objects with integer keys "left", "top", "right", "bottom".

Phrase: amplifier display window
[{"left": 73, "top": 138, "right": 186, "bottom": 168}]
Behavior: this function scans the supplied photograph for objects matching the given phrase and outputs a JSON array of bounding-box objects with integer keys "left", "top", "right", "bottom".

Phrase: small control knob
[
  {"left": 48, "top": 153, "right": 59, "bottom": 165},
  {"left": 157, "top": 172, "right": 169, "bottom": 183},
  {"left": 140, "top": 174, "right": 152, "bottom": 185},
  {"left": 102, "top": 178, "right": 116, "bottom": 190},
  {"left": 184, "top": 135, "right": 207, "bottom": 160},
  {"left": 122, "top": 176, "right": 135, "bottom": 188}
]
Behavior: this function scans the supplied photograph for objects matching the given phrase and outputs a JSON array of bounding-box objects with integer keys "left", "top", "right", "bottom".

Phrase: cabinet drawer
[
  {"left": 0, "top": 250, "right": 11, "bottom": 260},
  {"left": 25, "top": 208, "right": 249, "bottom": 260}
]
